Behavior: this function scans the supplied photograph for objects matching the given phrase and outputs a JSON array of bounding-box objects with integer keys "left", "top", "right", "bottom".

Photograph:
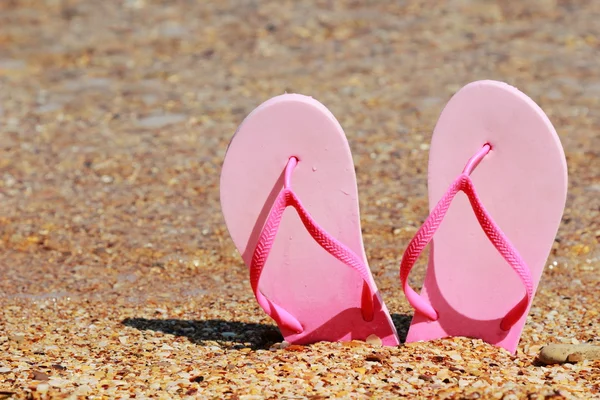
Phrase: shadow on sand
[{"left": 123, "top": 313, "right": 412, "bottom": 349}]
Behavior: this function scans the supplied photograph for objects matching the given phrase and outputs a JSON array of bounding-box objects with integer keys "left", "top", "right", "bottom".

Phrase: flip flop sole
[
  {"left": 221, "top": 94, "right": 399, "bottom": 346},
  {"left": 406, "top": 80, "right": 568, "bottom": 353}
]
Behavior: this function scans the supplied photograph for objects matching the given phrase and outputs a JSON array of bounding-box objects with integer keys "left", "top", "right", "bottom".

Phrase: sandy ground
[{"left": 0, "top": 0, "right": 599, "bottom": 398}]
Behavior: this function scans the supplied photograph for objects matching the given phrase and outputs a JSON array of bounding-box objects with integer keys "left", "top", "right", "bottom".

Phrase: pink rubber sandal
[
  {"left": 220, "top": 94, "right": 399, "bottom": 346},
  {"left": 400, "top": 80, "right": 568, "bottom": 353}
]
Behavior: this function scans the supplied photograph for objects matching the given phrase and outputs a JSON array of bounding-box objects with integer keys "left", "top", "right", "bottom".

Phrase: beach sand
[{"left": 0, "top": 1, "right": 599, "bottom": 398}]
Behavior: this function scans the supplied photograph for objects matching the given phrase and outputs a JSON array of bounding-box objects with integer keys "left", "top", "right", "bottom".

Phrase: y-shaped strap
[
  {"left": 400, "top": 144, "right": 534, "bottom": 331},
  {"left": 250, "top": 157, "right": 376, "bottom": 333}
]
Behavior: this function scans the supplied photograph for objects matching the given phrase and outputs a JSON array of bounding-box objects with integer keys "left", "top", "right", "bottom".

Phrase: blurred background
[{"left": 0, "top": 0, "right": 598, "bottom": 306}]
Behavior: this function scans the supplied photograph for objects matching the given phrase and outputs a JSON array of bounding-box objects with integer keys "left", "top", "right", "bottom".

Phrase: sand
[{"left": 0, "top": 0, "right": 599, "bottom": 398}]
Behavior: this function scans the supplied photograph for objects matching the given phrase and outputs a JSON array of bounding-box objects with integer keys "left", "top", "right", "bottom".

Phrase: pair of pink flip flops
[{"left": 220, "top": 80, "right": 568, "bottom": 354}]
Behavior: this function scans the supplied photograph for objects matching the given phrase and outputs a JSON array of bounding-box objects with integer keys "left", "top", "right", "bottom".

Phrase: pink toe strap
[
  {"left": 399, "top": 145, "right": 534, "bottom": 331},
  {"left": 250, "top": 157, "right": 376, "bottom": 333}
]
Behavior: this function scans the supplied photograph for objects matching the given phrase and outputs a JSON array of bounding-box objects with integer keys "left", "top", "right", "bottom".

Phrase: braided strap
[
  {"left": 399, "top": 145, "right": 533, "bottom": 331},
  {"left": 250, "top": 158, "right": 376, "bottom": 333}
]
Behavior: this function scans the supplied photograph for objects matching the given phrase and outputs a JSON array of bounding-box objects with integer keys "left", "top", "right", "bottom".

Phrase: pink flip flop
[
  {"left": 220, "top": 94, "right": 399, "bottom": 346},
  {"left": 399, "top": 80, "right": 568, "bottom": 353}
]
